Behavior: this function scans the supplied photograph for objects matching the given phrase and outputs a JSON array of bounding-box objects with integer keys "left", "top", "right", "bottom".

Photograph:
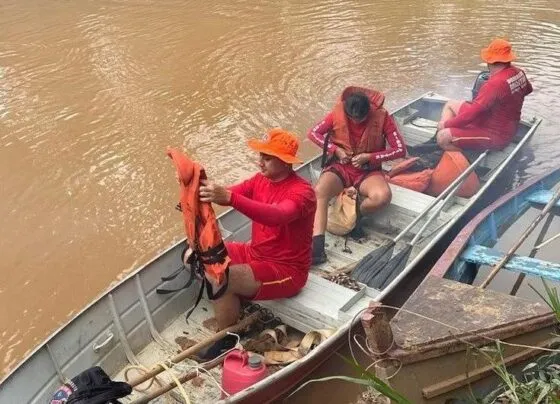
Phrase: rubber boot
[{"left": 312, "top": 235, "right": 327, "bottom": 265}]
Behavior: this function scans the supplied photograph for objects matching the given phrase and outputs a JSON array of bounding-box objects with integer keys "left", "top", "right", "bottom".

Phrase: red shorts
[
  {"left": 225, "top": 242, "right": 308, "bottom": 300},
  {"left": 323, "top": 162, "right": 382, "bottom": 188},
  {"left": 449, "top": 104, "right": 505, "bottom": 151}
]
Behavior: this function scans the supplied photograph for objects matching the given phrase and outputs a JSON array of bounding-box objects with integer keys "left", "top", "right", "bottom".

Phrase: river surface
[{"left": 1, "top": 0, "right": 559, "bottom": 395}]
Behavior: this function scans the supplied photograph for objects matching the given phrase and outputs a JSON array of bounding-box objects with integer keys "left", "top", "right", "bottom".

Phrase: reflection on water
[{"left": 1, "top": 0, "right": 559, "bottom": 384}]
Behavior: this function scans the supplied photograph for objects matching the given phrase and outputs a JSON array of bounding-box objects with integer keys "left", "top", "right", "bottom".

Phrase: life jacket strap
[
  {"left": 156, "top": 246, "right": 231, "bottom": 319},
  {"left": 185, "top": 266, "right": 229, "bottom": 321},
  {"left": 198, "top": 241, "right": 227, "bottom": 257},
  {"left": 156, "top": 247, "right": 198, "bottom": 294}
]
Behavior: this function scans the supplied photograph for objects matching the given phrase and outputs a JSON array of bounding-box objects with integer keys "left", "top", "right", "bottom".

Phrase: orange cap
[
  {"left": 481, "top": 38, "right": 517, "bottom": 63},
  {"left": 247, "top": 128, "right": 302, "bottom": 164}
]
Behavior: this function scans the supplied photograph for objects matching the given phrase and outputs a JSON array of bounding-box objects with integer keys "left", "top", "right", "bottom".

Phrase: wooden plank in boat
[
  {"left": 461, "top": 244, "right": 560, "bottom": 281},
  {"left": 367, "top": 185, "right": 452, "bottom": 237},
  {"left": 390, "top": 276, "right": 551, "bottom": 349},
  {"left": 526, "top": 189, "right": 560, "bottom": 207},
  {"left": 257, "top": 273, "right": 357, "bottom": 332},
  {"left": 401, "top": 123, "right": 435, "bottom": 147},
  {"left": 390, "top": 184, "right": 445, "bottom": 215}
]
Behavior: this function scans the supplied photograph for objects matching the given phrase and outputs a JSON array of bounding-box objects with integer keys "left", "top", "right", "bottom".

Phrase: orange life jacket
[
  {"left": 331, "top": 86, "right": 387, "bottom": 155},
  {"left": 387, "top": 170, "right": 433, "bottom": 193},
  {"left": 427, "top": 151, "right": 480, "bottom": 198},
  {"left": 166, "top": 147, "right": 230, "bottom": 285},
  {"left": 384, "top": 153, "right": 480, "bottom": 197}
]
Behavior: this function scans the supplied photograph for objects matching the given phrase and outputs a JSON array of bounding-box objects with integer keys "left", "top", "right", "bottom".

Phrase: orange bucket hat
[
  {"left": 247, "top": 128, "right": 302, "bottom": 164},
  {"left": 480, "top": 38, "right": 517, "bottom": 63}
]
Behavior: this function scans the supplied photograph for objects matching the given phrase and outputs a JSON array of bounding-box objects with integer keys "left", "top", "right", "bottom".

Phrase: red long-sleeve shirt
[
  {"left": 444, "top": 66, "right": 533, "bottom": 144},
  {"left": 307, "top": 111, "right": 406, "bottom": 164},
  {"left": 228, "top": 172, "right": 316, "bottom": 271}
]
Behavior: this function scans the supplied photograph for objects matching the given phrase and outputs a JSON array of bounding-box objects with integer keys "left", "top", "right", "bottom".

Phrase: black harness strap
[
  {"left": 184, "top": 252, "right": 229, "bottom": 321},
  {"left": 156, "top": 244, "right": 230, "bottom": 320}
]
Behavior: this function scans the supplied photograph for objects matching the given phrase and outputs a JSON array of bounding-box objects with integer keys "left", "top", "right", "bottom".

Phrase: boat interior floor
[{"left": 114, "top": 298, "right": 306, "bottom": 403}]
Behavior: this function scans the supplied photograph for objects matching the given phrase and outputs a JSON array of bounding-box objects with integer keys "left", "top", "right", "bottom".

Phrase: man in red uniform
[
  {"left": 308, "top": 86, "right": 406, "bottom": 264},
  {"left": 199, "top": 129, "right": 316, "bottom": 334},
  {"left": 436, "top": 38, "right": 533, "bottom": 151}
]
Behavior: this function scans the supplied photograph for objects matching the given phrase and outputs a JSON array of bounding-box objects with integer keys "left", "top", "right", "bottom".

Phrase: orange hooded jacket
[
  {"left": 331, "top": 86, "right": 387, "bottom": 155},
  {"left": 167, "top": 147, "right": 230, "bottom": 284}
]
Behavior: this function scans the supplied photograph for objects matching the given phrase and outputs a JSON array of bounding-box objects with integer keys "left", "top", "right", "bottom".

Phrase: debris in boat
[
  {"left": 244, "top": 333, "right": 279, "bottom": 353},
  {"left": 324, "top": 272, "right": 361, "bottom": 291},
  {"left": 355, "top": 387, "right": 390, "bottom": 403},
  {"left": 202, "top": 317, "right": 219, "bottom": 332},
  {"left": 191, "top": 376, "right": 205, "bottom": 387},
  {"left": 202, "top": 307, "right": 208, "bottom": 312},
  {"left": 264, "top": 328, "right": 335, "bottom": 365},
  {"left": 244, "top": 325, "right": 288, "bottom": 353},
  {"left": 175, "top": 336, "right": 198, "bottom": 351}
]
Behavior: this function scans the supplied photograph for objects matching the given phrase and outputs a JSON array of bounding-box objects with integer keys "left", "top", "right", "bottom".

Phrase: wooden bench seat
[
  {"left": 461, "top": 244, "right": 560, "bottom": 282},
  {"left": 367, "top": 184, "right": 452, "bottom": 235},
  {"left": 257, "top": 273, "right": 358, "bottom": 332}
]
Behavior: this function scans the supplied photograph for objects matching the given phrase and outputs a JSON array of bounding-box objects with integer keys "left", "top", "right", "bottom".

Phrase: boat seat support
[{"left": 107, "top": 294, "right": 141, "bottom": 366}]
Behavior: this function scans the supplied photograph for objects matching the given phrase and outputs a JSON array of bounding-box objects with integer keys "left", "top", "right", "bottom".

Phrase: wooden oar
[
  {"left": 127, "top": 311, "right": 261, "bottom": 388},
  {"left": 509, "top": 213, "right": 555, "bottom": 295},
  {"left": 535, "top": 232, "right": 560, "bottom": 250},
  {"left": 129, "top": 357, "right": 224, "bottom": 404},
  {"left": 351, "top": 150, "right": 488, "bottom": 284},
  {"left": 365, "top": 152, "right": 486, "bottom": 289},
  {"left": 480, "top": 186, "right": 560, "bottom": 289}
]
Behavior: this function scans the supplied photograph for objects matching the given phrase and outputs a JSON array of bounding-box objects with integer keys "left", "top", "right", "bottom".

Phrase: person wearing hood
[
  {"left": 436, "top": 38, "right": 533, "bottom": 151},
  {"left": 308, "top": 87, "right": 406, "bottom": 265}
]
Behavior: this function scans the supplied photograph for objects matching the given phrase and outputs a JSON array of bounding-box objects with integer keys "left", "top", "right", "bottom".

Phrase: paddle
[
  {"left": 365, "top": 152, "right": 489, "bottom": 289},
  {"left": 480, "top": 186, "right": 560, "bottom": 289},
  {"left": 534, "top": 231, "right": 560, "bottom": 250},
  {"left": 351, "top": 150, "right": 489, "bottom": 284},
  {"left": 126, "top": 311, "right": 261, "bottom": 388}
]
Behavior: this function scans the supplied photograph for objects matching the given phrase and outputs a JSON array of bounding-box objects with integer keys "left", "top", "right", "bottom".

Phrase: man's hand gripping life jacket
[{"left": 157, "top": 148, "right": 230, "bottom": 319}]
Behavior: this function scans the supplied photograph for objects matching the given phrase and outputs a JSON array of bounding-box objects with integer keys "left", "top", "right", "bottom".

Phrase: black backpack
[{"left": 50, "top": 366, "right": 131, "bottom": 404}]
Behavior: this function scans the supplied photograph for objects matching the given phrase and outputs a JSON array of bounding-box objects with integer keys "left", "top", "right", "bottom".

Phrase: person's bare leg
[
  {"left": 358, "top": 174, "right": 392, "bottom": 215},
  {"left": 440, "top": 100, "right": 464, "bottom": 121},
  {"left": 436, "top": 128, "right": 462, "bottom": 151},
  {"left": 211, "top": 264, "right": 260, "bottom": 330},
  {"left": 312, "top": 171, "right": 344, "bottom": 236}
]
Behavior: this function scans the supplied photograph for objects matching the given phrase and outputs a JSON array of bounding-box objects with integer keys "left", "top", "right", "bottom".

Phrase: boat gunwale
[{"left": 429, "top": 165, "right": 560, "bottom": 280}]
